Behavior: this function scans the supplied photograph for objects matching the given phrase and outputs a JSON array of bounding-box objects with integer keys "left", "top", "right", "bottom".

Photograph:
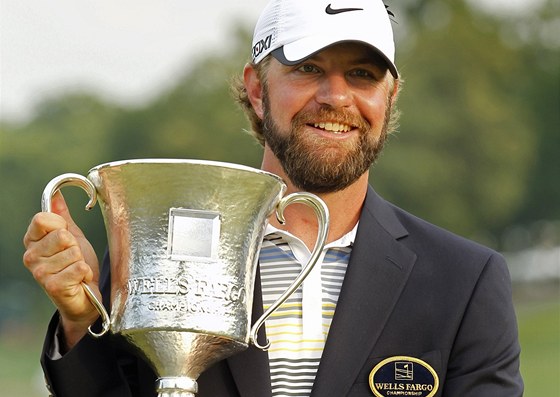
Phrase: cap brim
[{"left": 271, "top": 42, "right": 399, "bottom": 79}]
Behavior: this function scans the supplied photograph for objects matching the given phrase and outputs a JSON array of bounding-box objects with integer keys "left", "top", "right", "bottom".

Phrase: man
[{"left": 23, "top": 0, "right": 523, "bottom": 396}]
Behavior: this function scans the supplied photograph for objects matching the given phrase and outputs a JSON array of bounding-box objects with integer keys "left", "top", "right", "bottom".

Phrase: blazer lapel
[
  {"left": 227, "top": 268, "right": 273, "bottom": 397},
  {"left": 311, "top": 188, "right": 417, "bottom": 396}
]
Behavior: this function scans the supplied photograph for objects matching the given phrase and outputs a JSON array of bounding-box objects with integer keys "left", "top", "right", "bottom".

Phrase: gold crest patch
[{"left": 369, "top": 356, "right": 439, "bottom": 397}]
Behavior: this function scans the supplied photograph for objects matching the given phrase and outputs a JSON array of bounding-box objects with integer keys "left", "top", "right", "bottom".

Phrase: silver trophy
[{"left": 42, "top": 159, "right": 329, "bottom": 397}]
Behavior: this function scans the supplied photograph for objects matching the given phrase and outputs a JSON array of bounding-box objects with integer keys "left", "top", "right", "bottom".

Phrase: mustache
[{"left": 292, "top": 107, "right": 371, "bottom": 132}]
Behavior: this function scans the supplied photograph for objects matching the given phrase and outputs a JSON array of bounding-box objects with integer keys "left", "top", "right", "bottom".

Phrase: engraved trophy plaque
[{"left": 42, "top": 159, "right": 329, "bottom": 397}]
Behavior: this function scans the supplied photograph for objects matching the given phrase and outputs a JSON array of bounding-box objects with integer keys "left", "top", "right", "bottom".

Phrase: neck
[{"left": 261, "top": 149, "right": 368, "bottom": 250}]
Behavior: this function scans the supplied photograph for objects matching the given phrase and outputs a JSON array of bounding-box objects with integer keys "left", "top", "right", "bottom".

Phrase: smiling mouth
[{"left": 312, "top": 122, "right": 353, "bottom": 134}]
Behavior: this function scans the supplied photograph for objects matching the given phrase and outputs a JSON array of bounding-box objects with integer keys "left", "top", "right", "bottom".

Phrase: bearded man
[{"left": 23, "top": 0, "right": 523, "bottom": 396}]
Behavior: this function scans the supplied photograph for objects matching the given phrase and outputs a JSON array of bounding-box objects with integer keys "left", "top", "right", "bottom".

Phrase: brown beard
[{"left": 262, "top": 94, "right": 392, "bottom": 193}]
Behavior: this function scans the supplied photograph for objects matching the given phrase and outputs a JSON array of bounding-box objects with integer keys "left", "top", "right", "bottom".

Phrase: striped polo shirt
[{"left": 259, "top": 223, "right": 357, "bottom": 397}]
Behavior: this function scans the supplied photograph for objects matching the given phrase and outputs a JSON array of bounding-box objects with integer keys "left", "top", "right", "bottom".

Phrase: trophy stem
[{"left": 156, "top": 377, "right": 198, "bottom": 397}]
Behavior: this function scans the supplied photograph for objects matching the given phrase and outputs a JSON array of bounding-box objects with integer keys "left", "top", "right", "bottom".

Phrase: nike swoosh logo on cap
[{"left": 325, "top": 4, "right": 364, "bottom": 15}]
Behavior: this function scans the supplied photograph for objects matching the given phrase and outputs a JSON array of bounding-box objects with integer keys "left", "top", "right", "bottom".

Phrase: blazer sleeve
[
  {"left": 41, "top": 314, "right": 134, "bottom": 397},
  {"left": 442, "top": 252, "right": 524, "bottom": 396},
  {"left": 40, "top": 251, "right": 144, "bottom": 397}
]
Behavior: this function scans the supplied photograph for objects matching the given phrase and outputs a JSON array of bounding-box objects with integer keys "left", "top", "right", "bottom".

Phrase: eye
[
  {"left": 350, "top": 68, "right": 378, "bottom": 80},
  {"left": 297, "top": 64, "right": 321, "bottom": 74}
]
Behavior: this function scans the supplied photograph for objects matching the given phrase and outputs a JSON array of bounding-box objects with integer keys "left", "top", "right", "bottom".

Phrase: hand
[{"left": 23, "top": 191, "right": 101, "bottom": 351}]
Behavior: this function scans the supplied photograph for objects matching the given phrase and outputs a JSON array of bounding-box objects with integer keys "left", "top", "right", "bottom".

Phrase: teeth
[{"left": 313, "top": 122, "right": 352, "bottom": 134}]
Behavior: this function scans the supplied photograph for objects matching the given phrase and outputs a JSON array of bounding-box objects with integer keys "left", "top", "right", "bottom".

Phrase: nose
[{"left": 315, "top": 73, "right": 352, "bottom": 109}]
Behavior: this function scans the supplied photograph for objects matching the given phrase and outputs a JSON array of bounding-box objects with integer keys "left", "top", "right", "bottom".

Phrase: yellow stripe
[
  {"left": 263, "top": 302, "right": 302, "bottom": 310},
  {"left": 267, "top": 330, "right": 303, "bottom": 337},
  {"left": 267, "top": 311, "right": 334, "bottom": 319},
  {"left": 267, "top": 327, "right": 331, "bottom": 336},
  {"left": 264, "top": 323, "right": 301, "bottom": 330},
  {"left": 264, "top": 302, "right": 337, "bottom": 310},
  {"left": 266, "top": 321, "right": 334, "bottom": 329},
  {"left": 268, "top": 339, "right": 324, "bottom": 344},
  {"left": 269, "top": 310, "right": 303, "bottom": 318}
]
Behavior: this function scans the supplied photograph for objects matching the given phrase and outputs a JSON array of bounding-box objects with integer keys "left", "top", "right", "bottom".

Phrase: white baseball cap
[{"left": 251, "top": 0, "right": 398, "bottom": 78}]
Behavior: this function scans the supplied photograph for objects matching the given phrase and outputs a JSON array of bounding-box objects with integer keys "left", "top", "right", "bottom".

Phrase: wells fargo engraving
[{"left": 126, "top": 274, "right": 246, "bottom": 314}]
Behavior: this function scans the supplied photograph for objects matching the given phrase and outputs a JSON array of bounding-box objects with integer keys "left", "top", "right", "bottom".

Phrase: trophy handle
[
  {"left": 41, "top": 173, "right": 111, "bottom": 338},
  {"left": 250, "top": 192, "right": 330, "bottom": 350}
]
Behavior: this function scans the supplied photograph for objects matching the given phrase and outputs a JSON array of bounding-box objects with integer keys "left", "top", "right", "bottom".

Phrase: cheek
[
  {"left": 267, "top": 83, "right": 308, "bottom": 128},
  {"left": 359, "top": 91, "right": 390, "bottom": 128}
]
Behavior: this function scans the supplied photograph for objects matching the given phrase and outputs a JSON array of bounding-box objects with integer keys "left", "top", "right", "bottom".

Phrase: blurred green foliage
[{"left": 0, "top": 0, "right": 558, "bottom": 345}]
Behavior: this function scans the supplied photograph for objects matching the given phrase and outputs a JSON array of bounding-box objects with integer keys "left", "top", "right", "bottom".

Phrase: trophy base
[
  {"left": 118, "top": 329, "right": 248, "bottom": 396},
  {"left": 156, "top": 376, "right": 197, "bottom": 397}
]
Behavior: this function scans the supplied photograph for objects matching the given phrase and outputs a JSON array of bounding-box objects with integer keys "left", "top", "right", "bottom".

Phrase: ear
[
  {"left": 390, "top": 77, "right": 400, "bottom": 102},
  {"left": 243, "top": 63, "right": 265, "bottom": 120}
]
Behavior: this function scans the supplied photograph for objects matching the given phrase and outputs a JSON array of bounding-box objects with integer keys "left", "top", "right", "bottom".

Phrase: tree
[{"left": 373, "top": 0, "right": 539, "bottom": 245}]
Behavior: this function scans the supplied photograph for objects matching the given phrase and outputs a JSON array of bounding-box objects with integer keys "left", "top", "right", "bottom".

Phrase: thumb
[{"left": 50, "top": 191, "right": 85, "bottom": 237}]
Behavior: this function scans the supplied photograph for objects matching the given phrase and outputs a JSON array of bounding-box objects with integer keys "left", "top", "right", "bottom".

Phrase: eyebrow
[
  {"left": 308, "top": 52, "right": 387, "bottom": 69},
  {"left": 355, "top": 57, "right": 384, "bottom": 66}
]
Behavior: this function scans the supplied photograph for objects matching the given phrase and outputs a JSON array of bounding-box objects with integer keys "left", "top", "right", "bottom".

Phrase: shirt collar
[{"left": 264, "top": 221, "right": 358, "bottom": 249}]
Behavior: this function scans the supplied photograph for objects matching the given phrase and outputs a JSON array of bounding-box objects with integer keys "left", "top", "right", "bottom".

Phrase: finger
[
  {"left": 42, "top": 261, "right": 97, "bottom": 318},
  {"left": 50, "top": 191, "right": 88, "bottom": 240},
  {"left": 43, "top": 259, "right": 93, "bottom": 296},
  {"left": 24, "top": 237, "right": 83, "bottom": 276},
  {"left": 23, "top": 211, "right": 68, "bottom": 246}
]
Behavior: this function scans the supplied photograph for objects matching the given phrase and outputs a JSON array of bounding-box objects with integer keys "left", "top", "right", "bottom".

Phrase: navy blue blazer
[{"left": 41, "top": 187, "right": 523, "bottom": 396}]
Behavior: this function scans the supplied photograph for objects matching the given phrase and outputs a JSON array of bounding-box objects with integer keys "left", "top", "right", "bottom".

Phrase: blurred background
[{"left": 1, "top": 0, "right": 558, "bottom": 395}]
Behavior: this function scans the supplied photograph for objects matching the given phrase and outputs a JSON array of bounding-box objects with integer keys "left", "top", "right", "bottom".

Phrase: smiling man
[{"left": 24, "top": 0, "right": 523, "bottom": 396}]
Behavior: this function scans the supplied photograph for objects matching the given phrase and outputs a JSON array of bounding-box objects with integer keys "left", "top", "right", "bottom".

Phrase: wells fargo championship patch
[{"left": 369, "top": 356, "right": 439, "bottom": 397}]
